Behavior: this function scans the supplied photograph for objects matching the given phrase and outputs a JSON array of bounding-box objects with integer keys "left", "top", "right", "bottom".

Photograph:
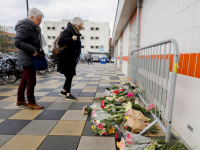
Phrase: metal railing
[{"left": 129, "top": 39, "right": 180, "bottom": 142}]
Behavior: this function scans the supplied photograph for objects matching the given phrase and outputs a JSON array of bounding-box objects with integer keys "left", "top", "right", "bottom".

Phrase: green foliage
[
  {"left": 85, "top": 107, "right": 93, "bottom": 116},
  {"left": 159, "top": 140, "right": 188, "bottom": 150},
  {"left": 0, "top": 25, "right": 10, "bottom": 53},
  {"left": 131, "top": 102, "right": 150, "bottom": 114},
  {"left": 112, "top": 84, "right": 119, "bottom": 89}
]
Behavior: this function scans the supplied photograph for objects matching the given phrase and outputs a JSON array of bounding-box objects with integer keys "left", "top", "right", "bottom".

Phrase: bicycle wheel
[
  {"left": 37, "top": 69, "right": 47, "bottom": 75},
  {"left": 4, "top": 69, "right": 18, "bottom": 84},
  {"left": 47, "top": 63, "right": 54, "bottom": 72}
]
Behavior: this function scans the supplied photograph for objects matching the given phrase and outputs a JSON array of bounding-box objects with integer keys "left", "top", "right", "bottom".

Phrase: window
[
  {"left": 12, "top": 44, "right": 14, "bottom": 48},
  {"left": 91, "top": 27, "right": 94, "bottom": 30},
  {"left": 96, "top": 46, "right": 99, "bottom": 49},
  {"left": 48, "top": 36, "right": 51, "bottom": 39},
  {"left": 52, "top": 36, "right": 56, "bottom": 39},
  {"left": 91, "top": 46, "right": 94, "bottom": 48},
  {"left": 62, "top": 27, "right": 65, "bottom": 30},
  {"left": 47, "top": 27, "right": 50, "bottom": 30},
  {"left": 81, "top": 46, "right": 84, "bottom": 48},
  {"left": 91, "top": 37, "right": 94, "bottom": 40},
  {"left": 95, "top": 37, "right": 99, "bottom": 40},
  {"left": 96, "top": 27, "right": 99, "bottom": 30},
  {"left": 52, "top": 27, "right": 55, "bottom": 30},
  {"left": 48, "top": 45, "right": 51, "bottom": 48}
]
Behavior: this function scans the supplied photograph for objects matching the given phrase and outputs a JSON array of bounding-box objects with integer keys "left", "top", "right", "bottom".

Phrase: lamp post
[{"left": 26, "top": 0, "right": 29, "bottom": 17}]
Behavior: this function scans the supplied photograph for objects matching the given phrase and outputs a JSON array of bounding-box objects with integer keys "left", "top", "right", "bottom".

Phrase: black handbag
[{"left": 32, "top": 54, "right": 47, "bottom": 70}]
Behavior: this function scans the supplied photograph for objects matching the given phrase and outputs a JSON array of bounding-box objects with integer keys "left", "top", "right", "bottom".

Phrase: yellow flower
[
  {"left": 108, "top": 127, "right": 115, "bottom": 134},
  {"left": 91, "top": 125, "right": 95, "bottom": 131},
  {"left": 125, "top": 116, "right": 128, "bottom": 120}
]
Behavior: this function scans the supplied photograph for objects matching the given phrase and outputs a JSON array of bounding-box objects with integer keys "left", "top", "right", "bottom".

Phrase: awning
[{"left": 112, "top": 0, "right": 137, "bottom": 45}]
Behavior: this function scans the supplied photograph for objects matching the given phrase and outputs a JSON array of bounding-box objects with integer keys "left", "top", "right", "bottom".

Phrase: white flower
[
  {"left": 96, "top": 120, "right": 100, "bottom": 124},
  {"left": 125, "top": 101, "right": 132, "bottom": 112},
  {"left": 113, "top": 95, "right": 116, "bottom": 99},
  {"left": 104, "top": 90, "right": 110, "bottom": 95}
]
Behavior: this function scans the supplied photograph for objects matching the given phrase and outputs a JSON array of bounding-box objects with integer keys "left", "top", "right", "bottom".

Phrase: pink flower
[
  {"left": 82, "top": 106, "right": 87, "bottom": 115},
  {"left": 125, "top": 110, "right": 130, "bottom": 116},
  {"left": 91, "top": 110, "right": 95, "bottom": 117},
  {"left": 126, "top": 133, "right": 133, "bottom": 144},
  {"left": 103, "top": 132, "right": 108, "bottom": 136},
  {"left": 147, "top": 104, "right": 157, "bottom": 111},
  {"left": 82, "top": 110, "right": 85, "bottom": 115},
  {"left": 119, "top": 138, "right": 126, "bottom": 150},
  {"left": 98, "top": 123, "right": 104, "bottom": 129},
  {"left": 101, "top": 100, "right": 105, "bottom": 108},
  {"left": 127, "top": 93, "right": 133, "bottom": 98}
]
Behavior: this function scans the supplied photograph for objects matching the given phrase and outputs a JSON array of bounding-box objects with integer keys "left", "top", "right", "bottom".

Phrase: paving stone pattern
[{"left": 0, "top": 63, "right": 129, "bottom": 150}]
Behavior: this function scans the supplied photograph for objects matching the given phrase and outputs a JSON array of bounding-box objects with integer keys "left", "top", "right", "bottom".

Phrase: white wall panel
[
  {"left": 123, "top": 22, "right": 130, "bottom": 56},
  {"left": 122, "top": 61, "right": 128, "bottom": 77}
]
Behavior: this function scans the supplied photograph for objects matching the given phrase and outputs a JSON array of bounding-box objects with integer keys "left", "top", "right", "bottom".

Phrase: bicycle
[{"left": 0, "top": 59, "right": 18, "bottom": 84}]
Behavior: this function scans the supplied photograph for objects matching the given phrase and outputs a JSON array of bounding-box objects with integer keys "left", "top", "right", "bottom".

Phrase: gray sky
[{"left": 0, "top": 0, "right": 118, "bottom": 37}]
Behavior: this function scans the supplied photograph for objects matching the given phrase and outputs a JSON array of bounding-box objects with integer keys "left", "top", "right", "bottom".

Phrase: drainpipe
[
  {"left": 132, "top": 0, "right": 141, "bottom": 82},
  {"left": 135, "top": 0, "right": 141, "bottom": 49}
]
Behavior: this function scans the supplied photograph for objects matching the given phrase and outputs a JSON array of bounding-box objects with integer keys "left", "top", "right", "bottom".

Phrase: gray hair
[
  {"left": 28, "top": 7, "right": 44, "bottom": 18},
  {"left": 72, "top": 17, "right": 83, "bottom": 25}
]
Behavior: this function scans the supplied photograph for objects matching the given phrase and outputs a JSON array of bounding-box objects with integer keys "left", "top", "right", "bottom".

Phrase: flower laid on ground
[
  {"left": 126, "top": 133, "right": 133, "bottom": 144},
  {"left": 125, "top": 110, "right": 130, "bottom": 116},
  {"left": 115, "top": 132, "right": 119, "bottom": 139},
  {"left": 108, "top": 126, "right": 115, "bottom": 134},
  {"left": 114, "top": 90, "right": 119, "bottom": 94},
  {"left": 147, "top": 104, "right": 157, "bottom": 111},
  {"left": 127, "top": 93, "right": 133, "bottom": 98},
  {"left": 101, "top": 100, "right": 105, "bottom": 108},
  {"left": 91, "top": 109, "right": 96, "bottom": 118},
  {"left": 125, "top": 101, "right": 132, "bottom": 112},
  {"left": 117, "top": 138, "right": 126, "bottom": 150},
  {"left": 82, "top": 106, "right": 93, "bottom": 115},
  {"left": 91, "top": 121, "right": 118, "bottom": 136},
  {"left": 98, "top": 123, "right": 104, "bottom": 129}
]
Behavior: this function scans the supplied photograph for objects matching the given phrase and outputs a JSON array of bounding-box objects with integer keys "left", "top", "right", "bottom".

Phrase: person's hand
[
  {"left": 72, "top": 36, "right": 77, "bottom": 41},
  {"left": 40, "top": 51, "right": 45, "bottom": 56},
  {"left": 33, "top": 51, "right": 38, "bottom": 57}
]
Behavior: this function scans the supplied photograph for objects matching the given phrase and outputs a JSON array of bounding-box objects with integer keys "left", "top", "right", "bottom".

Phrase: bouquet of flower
[
  {"left": 82, "top": 106, "right": 93, "bottom": 115},
  {"left": 146, "top": 104, "right": 162, "bottom": 121},
  {"left": 91, "top": 123, "right": 117, "bottom": 135},
  {"left": 117, "top": 137, "right": 149, "bottom": 150}
]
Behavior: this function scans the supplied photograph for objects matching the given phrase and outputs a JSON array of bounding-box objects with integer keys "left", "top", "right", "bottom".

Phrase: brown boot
[
  {"left": 28, "top": 103, "right": 44, "bottom": 109},
  {"left": 16, "top": 101, "right": 28, "bottom": 106}
]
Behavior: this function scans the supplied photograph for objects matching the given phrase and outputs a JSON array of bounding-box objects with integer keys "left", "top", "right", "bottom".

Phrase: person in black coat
[
  {"left": 57, "top": 17, "right": 83, "bottom": 100},
  {"left": 14, "top": 7, "right": 44, "bottom": 109}
]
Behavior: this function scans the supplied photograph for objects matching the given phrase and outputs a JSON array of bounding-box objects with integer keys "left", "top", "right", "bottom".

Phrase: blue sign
[{"left": 100, "top": 46, "right": 104, "bottom": 51}]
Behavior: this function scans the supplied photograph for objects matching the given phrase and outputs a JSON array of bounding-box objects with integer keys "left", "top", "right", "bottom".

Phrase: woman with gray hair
[
  {"left": 58, "top": 17, "right": 83, "bottom": 100},
  {"left": 14, "top": 7, "right": 45, "bottom": 109}
]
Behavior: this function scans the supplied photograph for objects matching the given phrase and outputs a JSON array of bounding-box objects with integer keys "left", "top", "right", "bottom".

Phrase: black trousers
[{"left": 63, "top": 75, "right": 73, "bottom": 93}]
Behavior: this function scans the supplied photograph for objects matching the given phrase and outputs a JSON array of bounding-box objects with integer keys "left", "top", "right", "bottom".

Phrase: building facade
[
  {"left": 0, "top": 31, "right": 18, "bottom": 55},
  {"left": 112, "top": 0, "right": 200, "bottom": 149},
  {"left": 42, "top": 20, "right": 109, "bottom": 58}
]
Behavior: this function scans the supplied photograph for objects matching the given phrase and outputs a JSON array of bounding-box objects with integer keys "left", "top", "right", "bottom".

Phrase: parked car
[
  {"left": 104, "top": 57, "right": 110, "bottom": 62},
  {"left": 111, "top": 57, "right": 114, "bottom": 63},
  {"left": 93, "top": 56, "right": 100, "bottom": 62}
]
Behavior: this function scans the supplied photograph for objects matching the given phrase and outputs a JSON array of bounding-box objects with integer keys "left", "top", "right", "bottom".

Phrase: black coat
[
  {"left": 57, "top": 27, "right": 80, "bottom": 76},
  {"left": 14, "top": 18, "right": 41, "bottom": 67}
]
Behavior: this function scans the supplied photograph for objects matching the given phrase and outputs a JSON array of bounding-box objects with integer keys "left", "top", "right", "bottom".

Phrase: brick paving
[{"left": 0, "top": 63, "right": 130, "bottom": 150}]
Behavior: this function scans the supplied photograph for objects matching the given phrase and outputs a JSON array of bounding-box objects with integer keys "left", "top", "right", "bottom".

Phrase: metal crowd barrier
[{"left": 130, "top": 39, "right": 180, "bottom": 142}]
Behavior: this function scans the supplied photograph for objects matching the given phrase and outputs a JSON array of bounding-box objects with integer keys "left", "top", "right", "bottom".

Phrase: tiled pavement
[{"left": 0, "top": 63, "right": 129, "bottom": 150}]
